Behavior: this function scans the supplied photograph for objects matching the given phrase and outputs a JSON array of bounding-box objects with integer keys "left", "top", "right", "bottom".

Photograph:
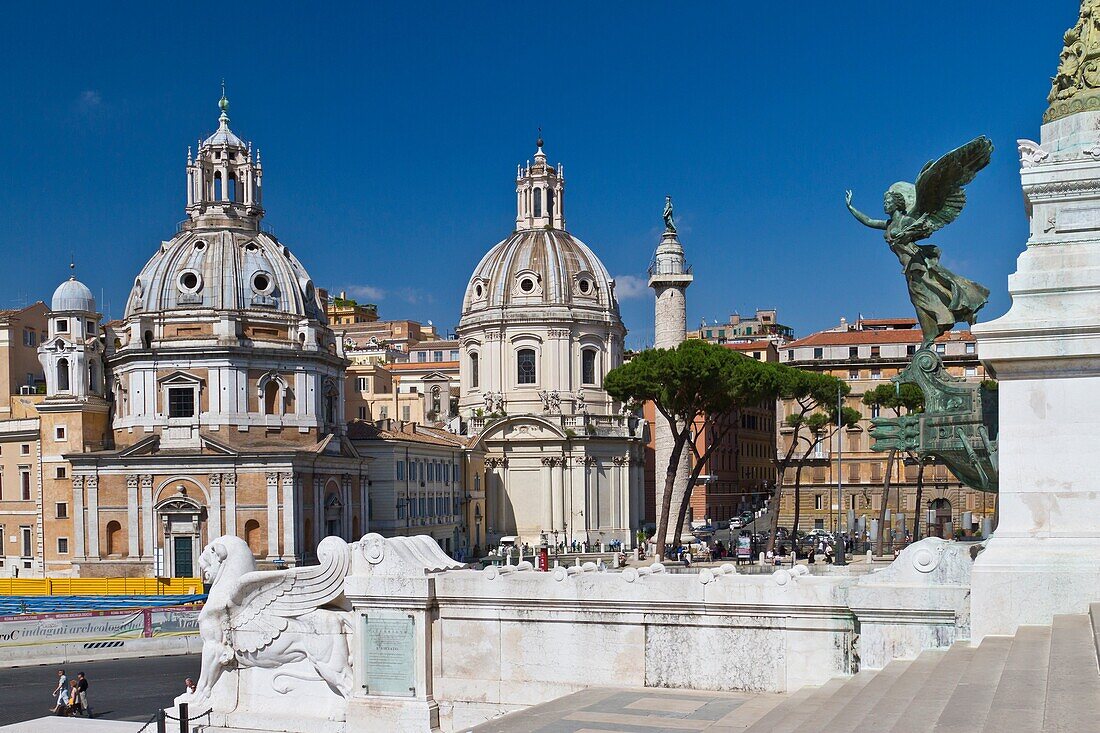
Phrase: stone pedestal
[{"left": 970, "top": 110, "right": 1100, "bottom": 640}]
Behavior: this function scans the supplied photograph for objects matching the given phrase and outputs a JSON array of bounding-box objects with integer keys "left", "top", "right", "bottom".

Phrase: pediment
[
  {"left": 472, "top": 415, "right": 567, "bottom": 448},
  {"left": 157, "top": 370, "right": 205, "bottom": 386},
  {"left": 119, "top": 434, "right": 160, "bottom": 457}
]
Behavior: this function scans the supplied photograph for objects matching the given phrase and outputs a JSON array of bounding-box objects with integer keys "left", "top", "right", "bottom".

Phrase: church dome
[
  {"left": 462, "top": 229, "right": 618, "bottom": 316},
  {"left": 124, "top": 229, "right": 325, "bottom": 322},
  {"left": 52, "top": 276, "right": 96, "bottom": 313}
]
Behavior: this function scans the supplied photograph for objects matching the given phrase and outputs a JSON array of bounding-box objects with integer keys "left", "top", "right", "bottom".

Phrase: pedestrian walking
[
  {"left": 185, "top": 678, "right": 197, "bottom": 695},
  {"left": 49, "top": 669, "right": 67, "bottom": 713},
  {"left": 77, "top": 672, "right": 91, "bottom": 718}
]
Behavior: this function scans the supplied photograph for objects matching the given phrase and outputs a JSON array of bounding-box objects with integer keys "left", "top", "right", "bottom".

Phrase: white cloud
[
  {"left": 614, "top": 274, "right": 649, "bottom": 300},
  {"left": 343, "top": 285, "right": 386, "bottom": 301},
  {"left": 78, "top": 90, "right": 102, "bottom": 109}
]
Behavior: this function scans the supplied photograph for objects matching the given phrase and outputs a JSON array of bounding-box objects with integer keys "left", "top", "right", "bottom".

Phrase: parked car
[{"left": 729, "top": 517, "right": 744, "bottom": 530}]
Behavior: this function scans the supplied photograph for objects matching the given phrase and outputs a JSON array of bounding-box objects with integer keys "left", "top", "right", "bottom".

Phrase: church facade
[
  {"left": 38, "top": 93, "right": 367, "bottom": 577},
  {"left": 458, "top": 139, "right": 645, "bottom": 548}
]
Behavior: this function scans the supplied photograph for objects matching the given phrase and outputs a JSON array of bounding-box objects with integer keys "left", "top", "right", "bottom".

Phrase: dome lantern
[{"left": 515, "top": 133, "right": 565, "bottom": 231}]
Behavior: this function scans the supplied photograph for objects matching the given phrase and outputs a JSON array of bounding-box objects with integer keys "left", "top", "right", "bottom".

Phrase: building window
[
  {"left": 396, "top": 461, "right": 405, "bottom": 480},
  {"left": 57, "top": 537, "right": 69, "bottom": 555},
  {"left": 848, "top": 370, "right": 859, "bottom": 380},
  {"left": 813, "top": 348, "right": 823, "bottom": 360},
  {"left": 870, "top": 369, "right": 882, "bottom": 380},
  {"left": 534, "top": 188, "right": 542, "bottom": 217},
  {"left": 358, "top": 406, "right": 367, "bottom": 420},
  {"left": 356, "top": 377, "right": 368, "bottom": 392},
  {"left": 54, "top": 466, "right": 66, "bottom": 479},
  {"left": 966, "top": 342, "right": 976, "bottom": 354},
  {"left": 56, "top": 319, "right": 69, "bottom": 333},
  {"left": 433, "top": 350, "right": 443, "bottom": 362},
  {"left": 402, "top": 405, "right": 411, "bottom": 421},
  {"left": 55, "top": 426, "right": 66, "bottom": 441},
  {"left": 20, "top": 527, "right": 31, "bottom": 558},
  {"left": 786, "top": 350, "right": 794, "bottom": 360},
  {"left": 106, "top": 520, "right": 123, "bottom": 556},
  {"left": 56, "top": 358, "right": 70, "bottom": 392},
  {"left": 20, "top": 468, "right": 31, "bottom": 501},
  {"left": 20, "top": 444, "right": 29, "bottom": 455},
  {"left": 814, "top": 495, "right": 823, "bottom": 510},
  {"left": 379, "top": 406, "right": 388, "bottom": 419},
  {"left": 849, "top": 346, "right": 858, "bottom": 359},
  {"left": 871, "top": 346, "right": 881, "bottom": 358},
  {"left": 870, "top": 404, "right": 880, "bottom": 419},
  {"left": 935, "top": 343, "right": 946, "bottom": 354},
  {"left": 56, "top": 502, "right": 68, "bottom": 519},
  {"left": 582, "top": 349, "right": 597, "bottom": 385},
  {"left": 470, "top": 353, "right": 479, "bottom": 389},
  {"left": 517, "top": 348, "right": 537, "bottom": 385},
  {"left": 450, "top": 350, "right": 459, "bottom": 360},
  {"left": 964, "top": 367, "right": 977, "bottom": 377},
  {"left": 416, "top": 352, "right": 427, "bottom": 363},
  {"left": 22, "top": 328, "right": 36, "bottom": 347},
  {"left": 907, "top": 344, "right": 916, "bottom": 357},
  {"left": 168, "top": 387, "right": 195, "bottom": 418}
]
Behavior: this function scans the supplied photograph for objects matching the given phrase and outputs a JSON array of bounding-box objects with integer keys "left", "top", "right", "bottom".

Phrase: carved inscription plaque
[{"left": 360, "top": 612, "right": 416, "bottom": 697}]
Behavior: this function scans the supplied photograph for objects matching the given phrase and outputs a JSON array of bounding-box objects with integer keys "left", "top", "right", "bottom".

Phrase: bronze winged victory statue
[{"left": 845, "top": 136, "right": 993, "bottom": 345}]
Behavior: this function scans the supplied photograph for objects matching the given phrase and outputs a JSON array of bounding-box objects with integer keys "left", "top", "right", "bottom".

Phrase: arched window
[
  {"left": 88, "top": 362, "right": 99, "bottom": 393},
  {"left": 469, "top": 353, "right": 479, "bottom": 389},
  {"left": 143, "top": 330, "right": 153, "bottom": 349},
  {"left": 227, "top": 174, "right": 238, "bottom": 202},
  {"left": 533, "top": 188, "right": 542, "bottom": 217},
  {"left": 213, "top": 172, "right": 223, "bottom": 201},
  {"left": 57, "top": 358, "right": 70, "bottom": 392},
  {"left": 517, "top": 348, "right": 536, "bottom": 385},
  {"left": 323, "top": 380, "right": 338, "bottom": 426},
  {"left": 244, "top": 519, "right": 261, "bottom": 555},
  {"left": 263, "top": 381, "right": 280, "bottom": 415},
  {"left": 105, "top": 520, "right": 123, "bottom": 556},
  {"left": 582, "top": 348, "right": 597, "bottom": 385},
  {"left": 547, "top": 189, "right": 555, "bottom": 219}
]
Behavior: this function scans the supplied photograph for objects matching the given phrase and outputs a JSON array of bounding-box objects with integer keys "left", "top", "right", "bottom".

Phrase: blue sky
[{"left": 0, "top": 2, "right": 1074, "bottom": 348}]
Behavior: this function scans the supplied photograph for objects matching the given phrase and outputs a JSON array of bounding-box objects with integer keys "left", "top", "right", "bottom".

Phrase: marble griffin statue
[
  {"left": 183, "top": 535, "right": 354, "bottom": 704},
  {"left": 845, "top": 136, "right": 993, "bottom": 345}
]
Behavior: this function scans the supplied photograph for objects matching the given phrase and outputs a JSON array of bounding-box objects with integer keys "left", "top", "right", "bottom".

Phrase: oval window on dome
[
  {"left": 520, "top": 278, "right": 535, "bottom": 293},
  {"left": 474, "top": 283, "right": 484, "bottom": 298},
  {"left": 578, "top": 279, "right": 591, "bottom": 294},
  {"left": 194, "top": 240, "right": 207, "bottom": 252},
  {"left": 177, "top": 270, "right": 202, "bottom": 294},
  {"left": 252, "top": 271, "right": 274, "bottom": 295}
]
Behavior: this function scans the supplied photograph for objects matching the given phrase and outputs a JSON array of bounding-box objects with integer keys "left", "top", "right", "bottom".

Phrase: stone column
[
  {"left": 313, "top": 477, "right": 324, "bottom": 547},
  {"left": 970, "top": 97, "right": 1100, "bottom": 639},
  {"left": 341, "top": 474, "right": 353, "bottom": 539},
  {"left": 207, "top": 473, "right": 221, "bottom": 540},
  {"left": 85, "top": 475, "right": 99, "bottom": 558},
  {"left": 223, "top": 473, "right": 237, "bottom": 538},
  {"left": 551, "top": 458, "right": 565, "bottom": 531},
  {"left": 126, "top": 475, "right": 140, "bottom": 558},
  {"left": 612, "top": 456, "right": 627, "bottom": 531},
  {"left": 648, "top": 225, "right": 693, "bottom": 542},
  {"left": 281, "top": 472, "right": 296, "bottom": 560},
  {"left": 266, "top": 472, "right": 279, "bottom": 558},
  {"left": 540, "top": 458, "right": 553, "bottom": 531},
  {"left": 72, "top": 476, "right": 85, "bottom": 559},
  {"left": 140, "top": 475, "right": 153, "bottom": 560}
]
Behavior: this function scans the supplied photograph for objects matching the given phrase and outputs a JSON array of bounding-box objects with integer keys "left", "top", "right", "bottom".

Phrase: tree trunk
[
  {"left": 875, "top": 448, "right": 898, "bottom": 556},
  {"left": 791, "top": 461, "right": 806, "bottom": 537},
  {"left": 654, "top": 426, "right": 689, "bottom": 560},
  {"left": 766, "top": 470, "right": 784, "bottom": 552},
  {"left": 912, "top": 458, "right": 926, "bottom": 542},
  {"left": 671, "top": 416, "right": 735, "bottom": 549}
]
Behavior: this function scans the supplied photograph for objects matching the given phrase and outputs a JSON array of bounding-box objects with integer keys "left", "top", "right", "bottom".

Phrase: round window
[
  {"left": 252, "top": 272, "right": 273, "bottom": 294},
  {"left": 579, "top": 279, "right": 591, "bottom": 294},
  {"left": 475, "top": 283, "right": 484, "bottom": 298},
  {"left": 245, "top": 242, "right": 260, "bottom": 252},
  {"left": 177, "top": 270, "right": 201, "bottom": 293},
  {"left": 194, "top": 240, "right": 206, "bottom": 252},
  {"left": 520, "top": 278, "right": 535, "bottom": 293}
]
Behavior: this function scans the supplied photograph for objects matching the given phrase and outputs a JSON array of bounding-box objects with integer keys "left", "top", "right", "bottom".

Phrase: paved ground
[
  {"left": 466, "top": 687, "right": 787, "bottom": 733},
  {"left": 0, "top": 654, "right": 199, "bottom": 727}
]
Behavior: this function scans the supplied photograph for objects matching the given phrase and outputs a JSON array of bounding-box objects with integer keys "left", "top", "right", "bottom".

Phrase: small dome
[
  {"left": 462, "top": 229, "right": 618, "bottom": 315},
  {"left": 202, "top": 116, "right": 247, "bottom": 149},
  {"left": 52, "top": 277, "right": 96, "bottom": 312}
]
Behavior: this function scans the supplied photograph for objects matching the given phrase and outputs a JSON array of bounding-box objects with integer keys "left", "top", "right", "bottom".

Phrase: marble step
[
  {"left": 885, "top": 643, "right": 977, "bottom": 733},
  {"left": 932, "top": 635, "right": 1013, "bottom": 733},
  {"left": 1041, "top": 614, "right": 1100, "bottom": 733},
  {"left": 981, "top": 625, "right": 1052, "bottom": 733},
  {"left": 794, "top": 667, "right": 877, "bottom": 733},
  {"left": 765, "top": 679, "right": 849, "bottom": 733},
  {"left": 831, "top": 654, "right": 941, "bottom": 733},
  {"left": 742, "top": 681, "right": 838, "bottom": 733}
]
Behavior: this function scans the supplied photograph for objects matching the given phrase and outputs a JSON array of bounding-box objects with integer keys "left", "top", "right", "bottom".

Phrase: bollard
[
  {"left": 866, "top": 550, "right": 872, "bottom": 564},
  {"left": 758, "top": 552, "right": 765, "bottom": 566},
  {"left": 178, "top": 702, "right": 188, "bottom": 733},
  {"left": 157, "top": 710, "right": 166, "bottom": 733}
]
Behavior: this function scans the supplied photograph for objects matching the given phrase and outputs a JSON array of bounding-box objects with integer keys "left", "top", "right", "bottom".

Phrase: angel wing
[
  {"left": 912, "top": 136, "right": 993, "bottom": 234},
  {"left": 226, "top": 536, "right": 351, "bottom": 652}
]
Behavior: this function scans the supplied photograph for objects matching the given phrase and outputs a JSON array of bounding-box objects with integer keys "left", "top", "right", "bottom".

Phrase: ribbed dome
[
  {"left": 52, "top": 277, "right": 96, "bottom": 312},
  {"left": 462, "top": 229, "right": 618, "bottom": 315},
  {"left": 124, "top": 229, "right": 325, "bottom": 322}
]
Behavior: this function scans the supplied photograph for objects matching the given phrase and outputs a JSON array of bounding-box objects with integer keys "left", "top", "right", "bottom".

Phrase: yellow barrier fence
[{"left": 0, "top": 577, "right": 203, "bottom": 596}]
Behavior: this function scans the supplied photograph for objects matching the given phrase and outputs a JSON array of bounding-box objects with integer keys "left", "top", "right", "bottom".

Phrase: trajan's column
[{"left": 649, "top": 197, "right": 693, "bottom": 542}]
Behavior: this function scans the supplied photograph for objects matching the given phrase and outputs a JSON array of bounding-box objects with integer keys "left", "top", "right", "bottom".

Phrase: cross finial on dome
[
  {"left": 218, "top": 79, "right": 230, "bottom": 126},
  {"left": 537, "top": 126, "right": 544, "bottom": 150},
  {"left": 69, "top": 255, "right": 76, "bottom": 280}
]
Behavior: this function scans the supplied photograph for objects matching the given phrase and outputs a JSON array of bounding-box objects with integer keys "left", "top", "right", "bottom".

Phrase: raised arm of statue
[{"left": 845, "top": 190, "right": 888, "bottom": 230}]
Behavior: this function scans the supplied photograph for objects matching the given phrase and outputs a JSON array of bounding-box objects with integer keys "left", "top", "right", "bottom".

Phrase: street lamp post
[{"left": 835, "top": 386, "right": 847, "bottom": 566}]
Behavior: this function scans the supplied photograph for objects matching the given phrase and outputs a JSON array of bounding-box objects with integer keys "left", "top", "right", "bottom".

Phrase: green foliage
[
  {"left": 863, "top": 382, "right": 924, "bottom": 415},
  {"left": 564, "top": 428, "right": 577, "bottom": 439},
  {"left": 980, "top": 379, "right": 998, "bottom": 392}
]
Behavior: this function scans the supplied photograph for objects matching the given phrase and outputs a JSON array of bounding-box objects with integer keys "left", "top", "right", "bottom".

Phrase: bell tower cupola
[
  {"left": 185, "top": 83, "right": 264, "bottom": 231},
  {"left": 515, "top": 132, "right": 565, "bottom": 231}
]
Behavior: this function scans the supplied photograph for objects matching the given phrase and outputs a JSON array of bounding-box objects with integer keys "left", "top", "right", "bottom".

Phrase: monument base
[
  {"left": 347, "top": 696, "right": 441, "bottom": 733},
  {"left": 971, "top": 537, "right": 1100, "bottom": 640}
]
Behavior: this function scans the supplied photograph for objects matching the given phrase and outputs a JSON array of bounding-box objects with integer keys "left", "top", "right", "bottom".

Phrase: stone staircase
[{"left": 736, "top": 604, "right": 1100, "bottom": 733}]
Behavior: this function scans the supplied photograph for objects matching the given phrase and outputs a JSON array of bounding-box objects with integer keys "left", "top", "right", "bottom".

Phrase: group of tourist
[{"left": 49, "top": 669, "right": 90, "bottom": 717}]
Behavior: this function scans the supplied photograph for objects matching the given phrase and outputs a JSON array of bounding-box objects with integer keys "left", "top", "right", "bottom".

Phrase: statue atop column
[{"left": 663, "top": 196, "right": 676, "bottom": 234}]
